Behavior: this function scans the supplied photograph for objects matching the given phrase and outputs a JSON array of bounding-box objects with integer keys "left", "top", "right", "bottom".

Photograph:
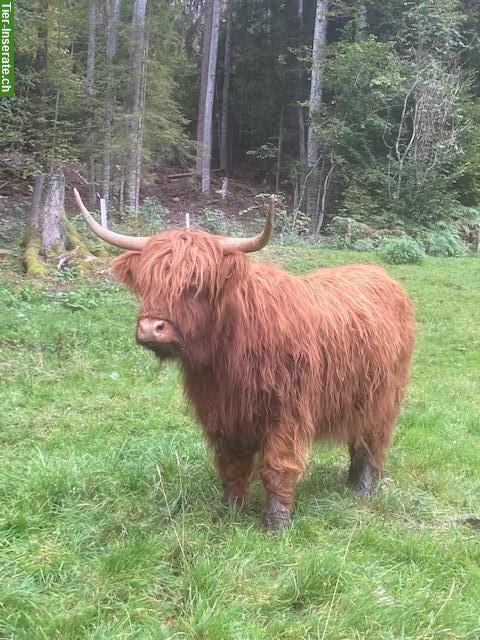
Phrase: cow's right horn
[{"left": 74, "top": 188, "right": 151, "bottom": 251}]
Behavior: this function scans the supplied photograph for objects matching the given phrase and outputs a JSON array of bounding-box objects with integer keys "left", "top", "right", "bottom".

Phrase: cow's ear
[{"left": 112, "top": 251, "right": 142, "bottom": 292}]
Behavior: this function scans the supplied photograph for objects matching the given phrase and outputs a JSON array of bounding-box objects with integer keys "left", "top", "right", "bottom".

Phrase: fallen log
[
  {"left": 166, "top": 172, "right": 194, "bottom": 181},
  {"left": 166, "top": 168, "right": 225, "bottom": 181}
]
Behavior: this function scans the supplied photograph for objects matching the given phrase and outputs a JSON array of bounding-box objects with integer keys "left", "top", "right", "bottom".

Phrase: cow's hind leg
[
  {"left": 260, "top": 429, "right": 307, "bottom": 532},
  {"left": 348, "top": 444, "right": 379, "bottom": 497},
  {"left": 213, "top": 441, "right": 256, "bottom": 512},
  {"left": 348, "top": 420, "right": 394, "bottom": 497}
]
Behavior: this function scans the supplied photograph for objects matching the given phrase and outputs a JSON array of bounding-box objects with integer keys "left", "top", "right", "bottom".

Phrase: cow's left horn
[
  {"left": 73, "top": 188, "right": 151, "bottom": 251},
  {"left": 220, "top": 195, "right": 274, "bottom": 253}
]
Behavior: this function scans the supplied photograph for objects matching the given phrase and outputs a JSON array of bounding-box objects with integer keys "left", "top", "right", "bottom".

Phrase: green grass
[{"left": 1, "top": 248, "right": 479, "bottom": 639}]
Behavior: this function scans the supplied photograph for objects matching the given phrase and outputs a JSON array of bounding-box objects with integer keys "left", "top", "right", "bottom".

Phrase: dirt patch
[{"left": 142, "top": 163, "right": 262, "bottom": 225}]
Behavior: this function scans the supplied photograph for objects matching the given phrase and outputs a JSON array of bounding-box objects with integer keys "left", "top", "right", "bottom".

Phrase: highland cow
[{"left": 74, "top": 189, "right": 414, "bottom": 530}]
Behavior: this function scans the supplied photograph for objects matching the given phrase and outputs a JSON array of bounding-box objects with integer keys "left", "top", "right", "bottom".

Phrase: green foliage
[
  {"left": 53, "top": 289, "right": 101, "bottom": 312},
  {"left": 3, "top": 0, "right": 191, "bottom": 175},
  {"left": 246, "top": 142, "right": 278, "bottom": 161},
  {"left": 377, "top": 235, "right": 426, "bottom": 264},
  {"left": 141, "top": 3, "right": 194, "bottom": 166},
  {"left": 303, "top": 2, "right": 480, "bottom": 232},
  {"left": 240, "top": 195, "right": 310, "bottom": 242},
  {"left": 352, "top": 238, "right": 376, "bottom": 252},
  {"left": 136, "top": 197, "right": 169, "bottom": 232},
  {"left": 327, "top": 216, "right": 379, "bottom": 249},
  {"left": 423, "top": 230, "right": 467, "bottom": 257},
  {"left": 200, "top": 209, "right": 230, "bottom": 235},
  {"left": 1, "top": 251, "right": 480, "bottom": 638}
]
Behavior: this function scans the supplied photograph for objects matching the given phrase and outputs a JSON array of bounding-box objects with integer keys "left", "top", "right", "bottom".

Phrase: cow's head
[{"left": 74, "top": 190, "right": 274, "bottom": 363}]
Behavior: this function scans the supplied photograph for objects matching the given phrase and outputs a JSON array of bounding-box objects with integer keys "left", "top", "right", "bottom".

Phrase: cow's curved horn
[
  {"left": 220, "top": 195, "right": 274, "bottom": 253},
  {"left": 73, "top": 188, "right": 151, "bottom": 251}
]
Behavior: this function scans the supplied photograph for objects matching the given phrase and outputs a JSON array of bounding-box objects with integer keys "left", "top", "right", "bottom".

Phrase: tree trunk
[
  {"left": 30, "top": 174, "right": 46, "bottom": 230},
  {"left": 200, "top": 0, "right": 220, "bottom": 194},
  {"left": 34, "top": 0, "right": 49, "bottom": 159},
  {"left": 86, "top": 0, "right": 97, "bottom": 209},
  {"left": 135, "top": 32, "right": 149, "bottom": 211},
  {"left": 266, "top": 0, "right": 272, "bottom": 38},
  {"left": 306, "top": 0, "right": 328, "bottom": 231},
  {"left": 24, "top": 171, "right": 96, "bottom": 277},
  {"left": 40, "top": 172, "right": 65, "bottom": 251},
  {"left": 34, "top": 1, "right": 48, "bottom": 92},
  {"left": 355, "top": 3, "right": 367, "bottom": 43},
  {"left": 219, "top": 0, "right": 232, "bottom": 173},
  {"left": 297, "top": 0, "right": 306, "bottom": 164},
  {"left": 102, "top": 0, "right": 122, "bottom": 211},
  {"left": 125, "top": 0, "right": 148, "bottom": 213},
  {"left": 30, "top": 172, "right": 65, "bottom": 253},
  {"left": 196, "top": 0, "right": 214, "bottom": 176},
  {"left": 276, "top": 104, "right": 284, "bottom": 194}
]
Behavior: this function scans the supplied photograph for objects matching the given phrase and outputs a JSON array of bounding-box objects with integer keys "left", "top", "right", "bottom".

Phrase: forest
[{"left": 1, "top": 0, "right": 480, "bottom": 260}]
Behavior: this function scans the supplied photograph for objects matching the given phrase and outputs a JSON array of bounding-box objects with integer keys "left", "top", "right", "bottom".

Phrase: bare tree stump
[
  {"left": 37, "top": 171, "right": 65, "bottom": 252},
  {"left": 22, "top": 169, "right": 102, "bottom": 278}
]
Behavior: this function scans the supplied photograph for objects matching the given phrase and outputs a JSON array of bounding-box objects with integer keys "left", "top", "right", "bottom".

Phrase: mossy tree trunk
[
  {"left": 23, "top": 170, "right": 100, "bottom": 278},
  {"left": 23, "top": 171, "right": 65, "bottom": 277}
]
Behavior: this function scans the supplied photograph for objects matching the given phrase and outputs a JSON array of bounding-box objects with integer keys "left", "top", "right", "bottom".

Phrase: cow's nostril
[{"left": 137, "top": 318, "right": 166, "bottom": 343}]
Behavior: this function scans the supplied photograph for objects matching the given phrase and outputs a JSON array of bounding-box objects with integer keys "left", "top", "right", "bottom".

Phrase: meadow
[{"left": 0, "top": 247, "right": 479, "bottom": 639}]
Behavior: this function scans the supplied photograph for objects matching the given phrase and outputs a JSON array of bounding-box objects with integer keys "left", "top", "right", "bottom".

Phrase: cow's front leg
[
  {"left": 213, "top": 441, "right": 256, "bottom": 512},
  {"left": 260, "top": 429, "right": 307, "bottom": 532}
]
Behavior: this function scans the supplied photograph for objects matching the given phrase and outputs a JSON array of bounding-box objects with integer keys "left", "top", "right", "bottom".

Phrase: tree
[
  {"left": 306, "top": 0, "right": 328, "bottom": 232},
  {"left": 125, "top": 0, "right": 148, "bottom": 212},
  {"left": 86, "top": 0, "right": 97, "bottom": 209},
  {"left": 219, "top": 0, "right": 232, "bottom": 173},
  {"left": 34, "top": 172, "right": 65, "bottom": 251},
  {"left": 297, "top": 0, "right": 306, "bottom": 164},
  {"left": 101, "top": 0, "right": 122, "bottom": 210},
  {"left": 24, "top": 171, "right": 66, "bottom": 278},
  {"left": 197, "top": 0, "right": 220, "bottom": 193}
]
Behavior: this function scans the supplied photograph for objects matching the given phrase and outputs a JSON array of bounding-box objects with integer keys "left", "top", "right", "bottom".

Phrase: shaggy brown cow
[{"left": 74, "top": 189, "right": 414, "bottom": 531}]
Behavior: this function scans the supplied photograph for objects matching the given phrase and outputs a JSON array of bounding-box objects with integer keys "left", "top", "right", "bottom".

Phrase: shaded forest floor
[{"left": 0, "top": 156, "right": 265, "bottom": 249}]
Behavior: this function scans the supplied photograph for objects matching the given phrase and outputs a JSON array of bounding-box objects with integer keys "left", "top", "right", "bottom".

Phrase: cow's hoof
[
  {"left": 348, "top": 458, "right": 378, "bottom": 498},
  {"left": 221, "top": 486, "right": 245, "bottom": 513},
  {"left": 263, "top": 496, "right": 292, "bottom": 532}
]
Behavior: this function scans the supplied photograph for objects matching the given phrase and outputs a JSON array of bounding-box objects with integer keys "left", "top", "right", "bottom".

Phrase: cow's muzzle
[{"left": 136, "top": 318, "right": 177, "bottom": 345}]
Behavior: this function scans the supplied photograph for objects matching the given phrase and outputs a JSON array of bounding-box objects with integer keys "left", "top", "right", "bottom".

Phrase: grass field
[{"left": 1, "top": 247, "right": 479, "bottom": 639}]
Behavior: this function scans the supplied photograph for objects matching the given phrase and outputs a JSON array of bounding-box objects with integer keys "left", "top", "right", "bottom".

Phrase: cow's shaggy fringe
[{"left": 113, "top": 229, "right": 414, "bottom": 516}]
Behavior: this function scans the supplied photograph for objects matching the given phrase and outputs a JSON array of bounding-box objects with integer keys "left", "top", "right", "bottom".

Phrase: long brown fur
[{"left": 113, "top": 229, "right": 414, "bottom": 519}]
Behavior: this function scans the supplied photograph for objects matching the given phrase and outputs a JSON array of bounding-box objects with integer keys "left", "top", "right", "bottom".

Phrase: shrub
[
  {"left": 376, "top": 236, "right": 426, "bottom": 264},
  {"left": 200, "top": 209, "right": 229, "bottom": 235},
  {"left": 352, "top": 239, "right": 375, "bottom": 252},
  {"left": 276, "top": 207, "right": 310, "bottom": 242},
  {"left": 327, "top": 216, "right": 379, "bottom": 249},
  {"left": 423, "top": 231, "right": 467, "bottom": 257},
  {"left": 137, "top": 197, "right": 169, "bottom": 232}
]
